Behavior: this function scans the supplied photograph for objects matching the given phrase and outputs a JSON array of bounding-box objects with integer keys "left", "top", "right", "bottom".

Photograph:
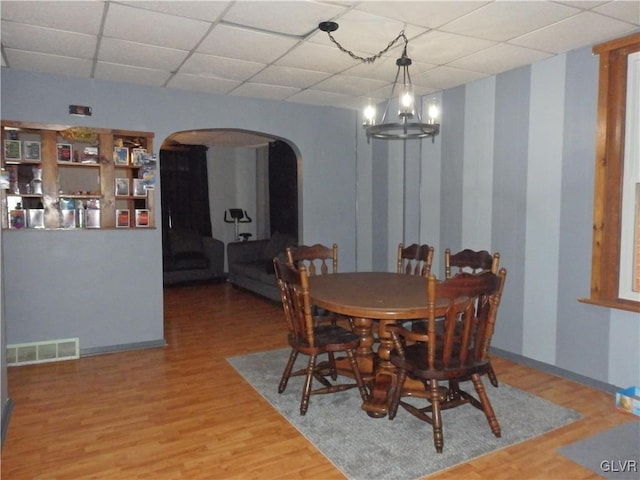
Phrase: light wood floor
[{"left": 2, "top": 281, "right": 635, "bottom": 479}]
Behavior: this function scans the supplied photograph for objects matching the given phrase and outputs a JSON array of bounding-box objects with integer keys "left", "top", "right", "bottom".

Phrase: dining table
[{"left": 308, "top": 271, "right": 446, "bottom": 418}]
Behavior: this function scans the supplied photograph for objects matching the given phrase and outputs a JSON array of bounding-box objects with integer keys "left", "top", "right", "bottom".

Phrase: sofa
[
  {"left": 163, "top": 228, "right": 225, "bottom": 286},
  {"left": 227, "top": 233, "right": 297, "bottom": 301}
]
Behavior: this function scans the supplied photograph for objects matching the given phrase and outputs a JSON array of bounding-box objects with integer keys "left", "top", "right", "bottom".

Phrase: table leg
[
  {"left": 361, "top": 319, "right": 397, "bottom": 418},
  {"left": 350, "top": 317, "right": 375, "bottom": 375},
  {"left": 329, "top": 317, "right": 375, "bottom": 383}
]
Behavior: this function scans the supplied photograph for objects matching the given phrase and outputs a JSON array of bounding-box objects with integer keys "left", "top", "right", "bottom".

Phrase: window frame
[{"left": 580, "top": 33, "right": 640, "bottom": 313}]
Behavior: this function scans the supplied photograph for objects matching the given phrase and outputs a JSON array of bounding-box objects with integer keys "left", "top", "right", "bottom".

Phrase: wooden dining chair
[
  {"left": 444, "top": 248, "right": 501, "bottom": 387},
  {"left": 387, "top": 268, "right": 507, "bottom": 453},
  {"left": 286, "top": 243, "right": 349, "bottom": 323},
  {"left": 286, "top": 243, "right": 348, "bottom": 376},
  {"left": 273, "top": 257, "right": 369, "bottom": 415},
  {"left": 286, "top": 243, "right": 338, "bottom": 276},
  {"left": 444, "top": 248, "right": 500, "bottom": 279},
  {"left": 397, "top": 243, "right": 435, "bottom": 334},
  {"left": 397, "top": 243, "right": 435, "bottom": 277}
]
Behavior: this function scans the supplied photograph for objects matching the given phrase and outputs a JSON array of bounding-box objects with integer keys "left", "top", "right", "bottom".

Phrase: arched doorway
[{"left": 160, "top": 128, "right": 299, "bottom": 272}]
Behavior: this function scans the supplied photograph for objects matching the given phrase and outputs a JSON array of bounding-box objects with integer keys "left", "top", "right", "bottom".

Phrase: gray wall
[
  {"left": 359, "top": 45, "right": 640, "bottom": 389},
  {"left": 0, "top": 68, "right": 357, "bottom": 355}
]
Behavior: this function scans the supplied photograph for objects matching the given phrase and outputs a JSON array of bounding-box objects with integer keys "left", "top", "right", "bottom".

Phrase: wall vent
[{"left": 7, "top": 338, "right": 79, "bottom": 366}]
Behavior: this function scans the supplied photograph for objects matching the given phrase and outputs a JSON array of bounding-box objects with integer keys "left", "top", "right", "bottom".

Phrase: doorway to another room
[{"left": 159, "top": 129, "right": 298, "bottom": 283}]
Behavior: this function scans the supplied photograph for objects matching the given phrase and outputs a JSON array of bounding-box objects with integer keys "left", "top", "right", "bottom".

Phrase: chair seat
[
  {"left": 289, "top": 324, "right": 360, "bottom": 352},
  {"left": 391, "top": 343, "right": 490, "bottom": 381}
]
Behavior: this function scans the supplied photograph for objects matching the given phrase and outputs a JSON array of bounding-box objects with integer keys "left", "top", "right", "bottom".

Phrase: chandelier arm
[
  {"left": 324, "top": 30, "right": 408, "bottom": 64},
  {"left": 381, "top": 63, "right": 403, "bottom": 124},
  {"left": 403, "top": 65, "right": 424, "bottom": 122}
]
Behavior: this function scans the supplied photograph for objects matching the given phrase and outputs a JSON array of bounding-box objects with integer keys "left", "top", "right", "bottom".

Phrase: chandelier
[{"left": 319, "top": 21, "right": 440, "bottom": 142}]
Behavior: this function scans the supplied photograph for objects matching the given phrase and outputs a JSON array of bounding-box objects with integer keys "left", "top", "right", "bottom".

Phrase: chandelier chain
[{"left": 324, "top": 30, "right": 408, "bottom": 64}]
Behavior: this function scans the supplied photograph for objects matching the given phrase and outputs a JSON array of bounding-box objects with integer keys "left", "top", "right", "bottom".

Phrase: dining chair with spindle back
[
  {"left": 387, "top": 268, "right": 507, "bottom": 453},
  {"left": 397, "top": 243, "right": 435, "bottom": 277},
  {"left": 273, "top": 257, "right": 369, "bottom": 415},
  {"left": 443, "top": 248, "right": 501, "bottom": 386}
]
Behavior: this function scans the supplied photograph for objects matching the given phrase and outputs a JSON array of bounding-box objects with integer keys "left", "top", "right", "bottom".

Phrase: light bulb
[
  {"left": 363, "top": 103, "right": 376, "bottom": 126},
  {"left": 398, "top": 86, "right": 414, "bottom": 117},
  {"left": 428, "top": 100, "right": 439, "bottom": 124}
]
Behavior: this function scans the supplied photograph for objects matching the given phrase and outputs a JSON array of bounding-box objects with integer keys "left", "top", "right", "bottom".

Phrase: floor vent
[{"left": 7, "top": 338, "right": 80, "bottom": 366}]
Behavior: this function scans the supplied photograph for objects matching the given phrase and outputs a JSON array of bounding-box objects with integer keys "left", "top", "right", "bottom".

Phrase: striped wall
[
  {"left": 522, "top": 54, "right": 565, "bottom": 364},
  {"left": 366, "top": 44, "right": 640, "bottom": 388}
]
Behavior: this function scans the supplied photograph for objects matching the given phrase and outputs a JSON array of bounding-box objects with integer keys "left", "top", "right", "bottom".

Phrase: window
[
  {"left": 582, "top": 33, "right": 640, "bottom": 313},
  {"left": 619, "top": 52, "right": 640, "bottom": 300}
]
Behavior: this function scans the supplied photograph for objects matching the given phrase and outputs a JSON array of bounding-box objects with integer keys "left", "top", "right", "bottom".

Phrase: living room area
[{"left": 1, "top": 2, "right": 639, "bottom": 477}]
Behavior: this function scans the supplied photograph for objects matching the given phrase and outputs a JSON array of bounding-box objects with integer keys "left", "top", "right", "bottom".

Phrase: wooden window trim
[{"left": 579, "top": 33, "right": 640, "bottom": 313}]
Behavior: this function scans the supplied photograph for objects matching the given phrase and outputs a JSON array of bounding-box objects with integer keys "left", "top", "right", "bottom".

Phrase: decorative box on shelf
[{"left": 616, "top": 386, "right": 640, "bottom": 417}]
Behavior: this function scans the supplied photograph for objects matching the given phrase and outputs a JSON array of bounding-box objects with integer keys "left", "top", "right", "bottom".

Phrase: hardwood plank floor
[{"left": 2, "top": 282, "right": 634, "bottom": 479}]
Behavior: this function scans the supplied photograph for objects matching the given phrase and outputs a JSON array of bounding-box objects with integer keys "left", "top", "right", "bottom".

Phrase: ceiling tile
[
  {"left": 0, "top": 1, "right": 105, "bottom": 35},
  {"left": 198, "top": 23, "right": 299, "bottom": 63},
  {"left": 3, "top": 48, "right": 92, "bottom": 77},
  {"left": 230, "top": 82, "right": 300, "bottom": 101},
  {"left": 406, "top": 30, "right": 497, "bottom": 66},
  {"left": 1, "top": 21, "right": 96, "bottom": 59},
  {"left": 344, "top": 55, "right": 409, "bottom": 81},
  {"left": 354, "top": 1, "right": 490, "bottom": 29},
  {"left": 99, "top": 38, "right": 188, "bottom": 71},
  {"left": 276, "top": 42, "right": 359, "bottom": 73},
  {"left": 250, "top": 65, "right": 331, "bottom": 88},
  {"left": 411, "top": 66, "right": 490, "bottom": 91},
  {"left": 441, "top": 1, "right": 580, "bottom": 42},
  {"left": 555, "top": 1, "right": 608, "bottom": 9},
  {"left": 511, "top": 11, "right": 640, "bottom": 53},
  {"left": 166, "top": 73, "right": 241, "bottom": 95},
  {"left": 94, "top": 62, "right": 171, "bottom": 87},
  {"left": 119, "top": 1, "right": 230, "bottom": 22},
  {"left": 593, "top": 0, "right": 640, "bottom": 22},
  {"left": 312, "top": 74, "right": 388, "bottom": 97},
  {"left": 309, "top": 9, "right": 426, "bottom": 57},
  {"left": 223, "top": 1, "right": 348, "bottom": 37},
  {"left": 286, "top": 88, "right": 358, "bottom": 108},
  {"left": 180, "top": 53, "right": 265, "bottom": 80},
  {"left": 449, "top": 44, "right": 553, "bottom": 75},
  {"left": 103, "top": 2, "right": 211, "bottom": 51}
]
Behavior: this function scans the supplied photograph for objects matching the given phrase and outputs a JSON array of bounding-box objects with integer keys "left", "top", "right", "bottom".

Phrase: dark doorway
[
  {"left": 159, "top": 145, "right": 212, "bottom": 236},
  {"left": 268, "top": 140, "right": 298, "bottom": 238}
]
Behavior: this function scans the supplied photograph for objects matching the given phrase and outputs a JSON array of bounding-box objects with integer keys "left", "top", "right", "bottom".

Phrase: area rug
[
  {"left": 227, "top": 348, "right": 582, "bottom": 480},
  {"left": 558, "top": 421, "right": 640, "bottom": 479}
]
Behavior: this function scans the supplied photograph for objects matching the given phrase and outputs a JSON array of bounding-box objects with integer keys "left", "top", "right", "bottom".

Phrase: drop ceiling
[{"left": 1, "top": 1, "right": 639, "bottom": 147}]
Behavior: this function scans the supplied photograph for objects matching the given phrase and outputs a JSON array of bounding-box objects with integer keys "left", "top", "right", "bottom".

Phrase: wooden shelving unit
[{"left": 1, "top": 121, "right": 155, "bottom": 230}]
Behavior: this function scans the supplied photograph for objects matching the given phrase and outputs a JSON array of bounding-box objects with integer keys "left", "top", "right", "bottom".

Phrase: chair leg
[
  {"left": 279, "top": 348, "right": 298, "bottom": 394},
  {"left": 346, "top": 349, "right": 369, "bottom": 402},
  {"left": 487, "top": 363, "right": 499, "bottom": 387},
  {"left": 388, "top": 369, "right": 406, "bottom": 420},
  {"left": 328, "top": 352, "right": 337, "bottom": 380},
  {"left": 471, "top": 373, "right": 501, "bottom": 437},
  {"left": 300, "top": 354, "right": 317, "bottom": 415},
  {"left": 430, "top": 380, "right": 444, "bottom": 453}
]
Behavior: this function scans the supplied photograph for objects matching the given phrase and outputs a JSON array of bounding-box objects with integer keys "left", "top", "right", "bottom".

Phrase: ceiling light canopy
[{"left": 319, "top": 21, "right": 440, "bottom": 142}]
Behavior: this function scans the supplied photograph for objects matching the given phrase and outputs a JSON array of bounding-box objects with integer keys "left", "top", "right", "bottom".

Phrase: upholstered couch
[
  {"left": 163, "top": 228, "right": 225, "bottom": 285},
  {"left": 227, "top": 233, "right": 297, "bottom": 301}
]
